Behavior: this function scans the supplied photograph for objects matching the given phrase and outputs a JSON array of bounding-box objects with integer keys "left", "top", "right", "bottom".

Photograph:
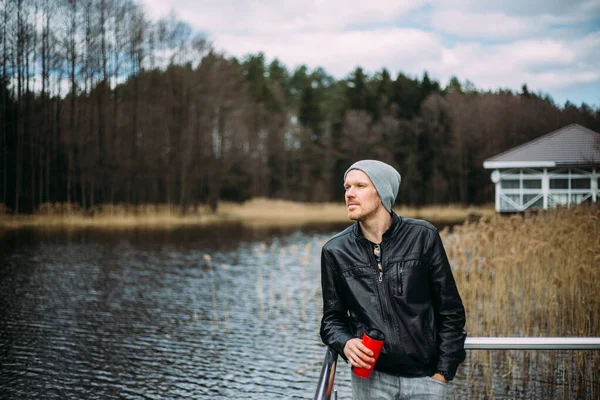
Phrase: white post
[
  {"left": 592, "top": 168, "right": 598, "bottom": 203},
  {"left": 568, "top": 168, "right": 572, "bottom": 207},
  {"left": 519, "top": 169, "right": 523, "bottom": 211},
  {"left": 491, "top": 169, "right": 501, "bottom": 212},
  {"left": 495, "top": 181, "right": 501, "bottom": 212},
  {"left": 542, "top": 168, "right": 549, "bottom": 209}
]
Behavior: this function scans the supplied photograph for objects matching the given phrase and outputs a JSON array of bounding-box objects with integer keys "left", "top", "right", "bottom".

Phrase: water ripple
[
  {"left": 0, "top": 227, "right": 344, "bottom": 399},
  {"left": 1, "top": 226, "right": 596, "bottom": 399}
]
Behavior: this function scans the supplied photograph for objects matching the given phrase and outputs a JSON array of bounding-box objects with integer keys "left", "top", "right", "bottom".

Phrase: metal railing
[
  {"left": 313, "top": 337, "right": 600, "bottom": 400},
  {"left": 465, "top": 337, "right": 600, "bottom": 350},
  {"left": 314, "top": 345, "right": 339, "bottom": 400}
]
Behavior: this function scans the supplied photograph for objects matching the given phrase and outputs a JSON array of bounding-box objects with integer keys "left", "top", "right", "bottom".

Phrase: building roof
[{"left": 483, "top": 124, "right": 600, "bottom": 169}]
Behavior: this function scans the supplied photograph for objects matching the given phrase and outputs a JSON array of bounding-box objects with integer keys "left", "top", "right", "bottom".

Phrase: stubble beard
[{"left": 348, "top": 204, "right": 380, "bottom": 222}]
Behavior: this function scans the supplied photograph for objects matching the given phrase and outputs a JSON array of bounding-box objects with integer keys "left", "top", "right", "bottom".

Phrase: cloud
[
  {"left": 432, "top": 0, "right": 600, "bottom": 19},
  {"left": 429, "top": 0, "right": 600, "bottom": 40},
  {"left": 430, "top": 11, "right": 544, "bottom": 39},
  {"left": 142, "top": 0, "right": 428, "bottom": 35},
  {"left": 138, "top": 0, "right": 600, "bottom": 106},
  {"left": 425, "top": 35, "right": 599, "bottom": 92},
  {"left": 216, "top": 28, "right": 599, "bottom": 93},
  {"left": 216, "top": 28, "right": 442, "bottom": 78}
]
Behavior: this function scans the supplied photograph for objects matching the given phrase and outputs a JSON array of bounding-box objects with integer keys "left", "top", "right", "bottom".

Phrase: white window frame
[{"left": 492, "top": 167, "right": 598, "bottom": 212}]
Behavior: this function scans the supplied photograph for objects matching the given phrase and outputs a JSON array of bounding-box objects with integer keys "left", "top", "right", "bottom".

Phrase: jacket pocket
[
  {"left": 340, "top": 264, "right": 377, "bottom": 298},
  {"left": 391, "top": 259, "right": 420, "bottom": 298},
  {"left": 424, "top": 310, "right": 436, "bottom": 352},
  {"left": 341, "top": 264, "right": 371, "bottom": 279}
]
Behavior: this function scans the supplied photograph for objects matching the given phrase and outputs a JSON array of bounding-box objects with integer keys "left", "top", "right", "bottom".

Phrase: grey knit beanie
[{"left": 344, "top": 160, "right": 401, "bottom": 213}]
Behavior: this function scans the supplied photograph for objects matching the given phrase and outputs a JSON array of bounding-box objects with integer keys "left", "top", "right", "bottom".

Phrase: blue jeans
[{"left": 351, "top": 369, "right": 452, "bottom": 400}]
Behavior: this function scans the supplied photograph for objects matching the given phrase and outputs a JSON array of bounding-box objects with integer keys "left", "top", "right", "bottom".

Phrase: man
[{"left": 320, "top": 160, "right": 466, "bottom": 399}]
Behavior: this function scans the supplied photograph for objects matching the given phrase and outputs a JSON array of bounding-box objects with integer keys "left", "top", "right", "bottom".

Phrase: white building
[{"left": 483, "top": 124, "right": 600, "bottom": 213}]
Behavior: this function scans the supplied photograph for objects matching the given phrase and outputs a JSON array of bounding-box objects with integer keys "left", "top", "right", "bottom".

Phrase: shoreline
[{"left": 0, "top": 199, "right": 494, "bottom": 230}]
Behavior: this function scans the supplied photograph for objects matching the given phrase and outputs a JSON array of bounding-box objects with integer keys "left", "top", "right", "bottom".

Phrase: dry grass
[
  {"left": 0, "top": 199, "right": 493, "bottom": 229},
  {"left": 0, "top": 202, "right": 225, "bottom": 229},
  {"left": 395, "top": 203, "right": 494, "bottom": 222},
  {"left": 441, "top": 203, "right": 600, "bottom": 397},
  {"left": 219, "top": 198, "right": 349, "bottom": 227}
]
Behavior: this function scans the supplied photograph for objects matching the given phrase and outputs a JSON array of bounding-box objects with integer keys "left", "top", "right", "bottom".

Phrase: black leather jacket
[{"left": 320, "top": 212, "right": 466, "bottom": 379}]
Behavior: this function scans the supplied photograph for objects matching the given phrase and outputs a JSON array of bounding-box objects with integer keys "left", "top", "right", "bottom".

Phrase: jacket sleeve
[
  {"left": 319, "top": 247, "right": 353, "bottom": 359},
  {"left": 426, "top": 229, "right": 467, "bottom": 379}
]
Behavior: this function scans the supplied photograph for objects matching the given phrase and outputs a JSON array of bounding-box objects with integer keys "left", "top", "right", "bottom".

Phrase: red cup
[{"left": 352, "top": 328, "right": 385, "bottom": 378}]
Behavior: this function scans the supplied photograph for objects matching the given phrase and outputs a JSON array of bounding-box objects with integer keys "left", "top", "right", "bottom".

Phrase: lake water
[{"left": 0, "top": 223, "right": 596, "bottom": 399}]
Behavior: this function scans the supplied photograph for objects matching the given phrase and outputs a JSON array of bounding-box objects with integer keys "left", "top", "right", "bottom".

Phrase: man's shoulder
[
  {"left": 322, "top": 224, "right": 355, "bottom": 251},
  {"left": 400, "top": 216, "right": 438, "bottom": 233}
]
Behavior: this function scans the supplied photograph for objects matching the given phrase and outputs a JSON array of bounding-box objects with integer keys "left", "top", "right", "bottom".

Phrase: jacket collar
[{"left": 352, "top": 211, "right": 403, "bottom": 241}]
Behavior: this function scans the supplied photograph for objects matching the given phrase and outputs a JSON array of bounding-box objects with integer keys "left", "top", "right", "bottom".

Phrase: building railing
[{"left": 313, "top": 337, "right": 600, "bottom": 400}]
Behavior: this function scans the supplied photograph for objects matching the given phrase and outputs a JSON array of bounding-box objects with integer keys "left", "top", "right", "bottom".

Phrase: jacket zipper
[
  {"left": 375, "top": 243, "right": 383, "bottom": 283},
  {"left": 398, "top": 266, "right": 403, "bottom": 295},
  {"left": 366, "top": 240, "right": 388, "bottom": 326}
]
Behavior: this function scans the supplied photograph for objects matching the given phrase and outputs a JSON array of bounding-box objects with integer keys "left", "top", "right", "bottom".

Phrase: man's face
[{"left": 344, "top": 169, "right": 383, "bottom": 221}]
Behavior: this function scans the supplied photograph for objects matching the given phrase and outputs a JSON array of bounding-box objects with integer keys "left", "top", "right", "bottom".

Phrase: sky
[{"left": 139, "top": 0, "right": 600, "bottom": 108}]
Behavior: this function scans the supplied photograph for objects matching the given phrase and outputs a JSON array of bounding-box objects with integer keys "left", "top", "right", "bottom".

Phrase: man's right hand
[{"left": 343, "top": 338, "right": 375, "bottom": 369}]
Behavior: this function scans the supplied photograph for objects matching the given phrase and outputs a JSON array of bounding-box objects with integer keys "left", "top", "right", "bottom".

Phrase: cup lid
[{"left": 366, "top": 328, "right": 385, "bottom": 341}]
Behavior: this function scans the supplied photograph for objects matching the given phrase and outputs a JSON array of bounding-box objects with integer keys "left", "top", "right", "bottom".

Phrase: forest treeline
[{"left": 1, "top": 0, "right": 599, "bottom": 213}]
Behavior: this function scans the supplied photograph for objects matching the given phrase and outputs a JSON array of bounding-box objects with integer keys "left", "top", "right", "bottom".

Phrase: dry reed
[
  {"left": 0, "top": 199, "right": 493, "bottom": 229},
  {"left": 441, "top": 203, "right": 600, "bottom": 398}
]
